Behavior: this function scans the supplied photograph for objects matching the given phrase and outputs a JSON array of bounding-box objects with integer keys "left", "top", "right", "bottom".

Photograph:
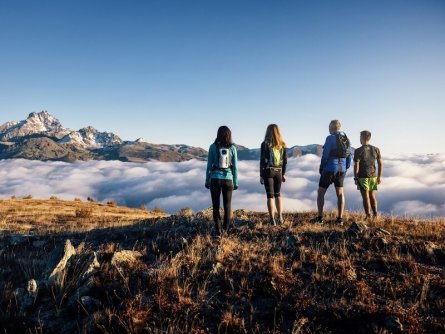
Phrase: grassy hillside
[{"left": 0, "top": 199, "right": 444, "bottom": 333}]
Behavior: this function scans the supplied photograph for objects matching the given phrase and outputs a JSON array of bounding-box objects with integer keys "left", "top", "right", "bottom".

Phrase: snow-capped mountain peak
[
  {"left": 0, "top": 110, "right": 69, "bottom": 141},
  {"left": 59, "top": 126, "right": 122, "bottom": 148},
  {"left": 26, "top": 111, "right": 64, "bottom": 132}
]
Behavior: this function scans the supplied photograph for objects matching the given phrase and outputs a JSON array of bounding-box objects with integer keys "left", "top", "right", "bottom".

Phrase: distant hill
[{"left": 0, "top": 111, "right": 322, "bottom": 162}]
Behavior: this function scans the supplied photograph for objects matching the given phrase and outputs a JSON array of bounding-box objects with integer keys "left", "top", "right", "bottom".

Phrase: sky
[
  {"left": 1, "top": 155, "right": 444, "bottom": 217},
  {"left": 0, "top": 0, "right": 444, "bottom": 154}
]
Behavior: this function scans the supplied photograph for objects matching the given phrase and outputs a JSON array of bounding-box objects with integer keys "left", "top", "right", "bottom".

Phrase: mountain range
[{"left": 0, "top": 111, "right": 322, "bottom": 162}]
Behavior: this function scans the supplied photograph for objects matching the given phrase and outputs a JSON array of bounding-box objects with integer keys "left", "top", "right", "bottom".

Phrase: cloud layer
[{"left": 1, "top": 154, "right": 444, "bottom": 218}]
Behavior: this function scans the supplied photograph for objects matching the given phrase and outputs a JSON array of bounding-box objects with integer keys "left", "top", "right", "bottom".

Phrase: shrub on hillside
[
  {"left": 106, "top": 200, "right": 117, "bottom": 207},
  {"left": 177, "top": 207, "right": 193, "bottom": 217},
  {"left": 153, "top": 206, "right": 165, "bottom": 215},
  {"left": 23, "top": 195, "right": 33, "bottom": 200},
  {"left": 75, "top": 207, "right": 93, "bottom": 219}
]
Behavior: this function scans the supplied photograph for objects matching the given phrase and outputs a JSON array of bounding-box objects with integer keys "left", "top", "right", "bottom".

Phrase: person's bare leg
[
  {"left": 360, "top": 190, "right": 371, "bottom": 216},
  {"left": 267, "top": 198, "right": 275, "bottom": 220},
  {"left": 317, "top": 187, "right": 327, "bottom": 217},
  {"left": 275, "top": 196, "right": 282, "bottom": 222},
  {"left": 335, "top": 187, "right": 345, "bottom": 218},
  {"left": 370, "top": 191, "right": 378, "bottom": 215}
]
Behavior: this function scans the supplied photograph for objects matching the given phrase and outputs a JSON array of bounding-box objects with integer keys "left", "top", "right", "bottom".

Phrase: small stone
[{"left": 27, "top": 279, "right": 38, "bottom": 297}]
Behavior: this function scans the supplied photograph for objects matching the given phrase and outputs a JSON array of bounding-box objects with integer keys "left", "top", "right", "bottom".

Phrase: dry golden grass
[
  {"left": 0, "top": 204, "right": 444, "bottom": 333},
  {"left": 0, "top": 198, "right": 167, "bottom": 234}
]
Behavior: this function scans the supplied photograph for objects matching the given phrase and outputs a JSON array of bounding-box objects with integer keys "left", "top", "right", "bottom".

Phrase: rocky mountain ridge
[{"left": 0, "top": 111, "right": 322, "bottom": 162}]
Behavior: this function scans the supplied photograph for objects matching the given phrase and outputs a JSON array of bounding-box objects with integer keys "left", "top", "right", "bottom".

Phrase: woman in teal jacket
[{"left": 205, "top": 126, "right": 238, "bottom": 235}]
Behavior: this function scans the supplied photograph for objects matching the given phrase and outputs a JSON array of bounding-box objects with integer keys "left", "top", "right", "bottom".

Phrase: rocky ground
[{"left": 0, "top": 208, "right": 444, "bottom": 333}]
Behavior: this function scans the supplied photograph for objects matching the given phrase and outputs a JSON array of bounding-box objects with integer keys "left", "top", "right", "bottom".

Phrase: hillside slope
[{"left": 0, "top": 200, "right": 444, "bottom": 333}]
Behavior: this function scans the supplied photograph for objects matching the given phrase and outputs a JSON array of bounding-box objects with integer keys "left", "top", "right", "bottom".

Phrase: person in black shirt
[
  {"left": 353, "top": 130, "right": 383, "bottom": 219},
  {"left": 260, "top": 124, "right": 288, "bottom": 225}
]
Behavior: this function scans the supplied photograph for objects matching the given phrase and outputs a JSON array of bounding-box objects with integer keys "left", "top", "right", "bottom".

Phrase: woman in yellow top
[{"left": 260, "top": 124, "right": 288, "bottom": 225}]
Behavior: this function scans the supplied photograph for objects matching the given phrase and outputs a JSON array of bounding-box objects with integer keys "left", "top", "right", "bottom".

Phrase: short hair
[
  {"left": 360, "top": 130, "right": 371, "bottom": 141},
  {"left": 329, "top": 120, "right": 341, "bottom": 132}
]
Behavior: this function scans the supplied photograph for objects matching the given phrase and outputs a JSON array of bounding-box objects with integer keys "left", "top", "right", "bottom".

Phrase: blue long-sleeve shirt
[
  {"left": 205, "top": 143, "right": 238, "bottom": 187},
  {"left": 320, "top": 132, "right": 352, "bottom": 173}
]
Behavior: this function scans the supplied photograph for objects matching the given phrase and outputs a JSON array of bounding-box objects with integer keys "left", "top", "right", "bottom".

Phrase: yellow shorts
[{"left": 357, "top": 177, "right": 378, "bottom": 191}]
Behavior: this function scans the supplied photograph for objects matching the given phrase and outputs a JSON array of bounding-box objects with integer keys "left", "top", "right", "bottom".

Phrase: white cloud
[{"left": 0, "top": 153, "right": 444, "bottom": 217}]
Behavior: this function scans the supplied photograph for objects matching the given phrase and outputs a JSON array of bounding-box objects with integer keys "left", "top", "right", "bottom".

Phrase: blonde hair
[
  {"left": 264, "top": 124, "right": 286, "bottom": 149},
  {"left": 329, "top": 120, "right": 341, "bottom": 132}
]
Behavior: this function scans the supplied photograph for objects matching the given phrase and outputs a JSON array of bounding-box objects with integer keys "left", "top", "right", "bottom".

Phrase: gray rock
[
  {"left": 67, "top": 276, "right": 96, "bottom": 309},
  {"left": 81, "top": 252, "right": 100, "bottom": 281},
  {"left": 49, "top": 239, "right": 76, "bottom": 281},
  {"left": 13, "top": 285, "right": 35, "bottom": 313},
  {"left": 347, "top": 221, "right": 369, "bottom": 237}
]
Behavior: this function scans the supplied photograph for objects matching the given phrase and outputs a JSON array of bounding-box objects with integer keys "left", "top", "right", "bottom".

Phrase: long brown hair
[
  {"left": 264, "top": 124, "right": 285, "bottom": 149},
  {"left": 214, "top": 126, "right": 233, "bottom": 148}
]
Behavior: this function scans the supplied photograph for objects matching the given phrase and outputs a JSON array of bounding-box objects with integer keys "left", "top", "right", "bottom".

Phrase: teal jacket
[{"left": 205, "top": 143, "right": 238, "bottom": 188}]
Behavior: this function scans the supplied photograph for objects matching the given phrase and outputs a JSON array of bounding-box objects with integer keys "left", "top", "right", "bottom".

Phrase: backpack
[
  {"left": 215, "top": 144, "right": 231, "bottom": 169},
  {"left": 330, "top": 132, "right": 350, "bottom": 158},
  {"left": 267, "top": 146, "right": 283, "bottom": 168}
]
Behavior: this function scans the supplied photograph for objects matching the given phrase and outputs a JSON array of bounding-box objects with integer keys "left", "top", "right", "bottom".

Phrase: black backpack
[{"left": 330, "top": 132, "right": 350, "bottom": 158}]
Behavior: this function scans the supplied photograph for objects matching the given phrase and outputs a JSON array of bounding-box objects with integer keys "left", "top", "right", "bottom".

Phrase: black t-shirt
[{"left": 353, "top": 145, "right": 381, "bottom": 178}]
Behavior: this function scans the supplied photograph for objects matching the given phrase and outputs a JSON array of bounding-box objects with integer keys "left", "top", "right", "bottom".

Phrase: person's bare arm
[
  {"left": 354, "top": 160, "right": 359, "bottom": 184},
  {"left": 377, "top": 157, "right": 383, "bottom": 184}
]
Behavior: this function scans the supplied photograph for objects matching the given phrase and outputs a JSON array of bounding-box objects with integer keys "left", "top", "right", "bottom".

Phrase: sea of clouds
[{"left": 0, "top": 154, "right": 444, "bottom": 218}]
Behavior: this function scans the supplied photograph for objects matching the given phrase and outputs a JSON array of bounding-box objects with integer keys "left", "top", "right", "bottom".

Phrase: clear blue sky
[{"left": 1, "top": 0, "right": 444, "bottom": 154}]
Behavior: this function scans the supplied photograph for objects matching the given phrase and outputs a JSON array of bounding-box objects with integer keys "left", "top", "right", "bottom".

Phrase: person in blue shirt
[
  {"left": 205, "top": 126, "right": 238, "bottom": 235},
  {"left": 315, "top": 120, "right": 352, "bottom": 226}
]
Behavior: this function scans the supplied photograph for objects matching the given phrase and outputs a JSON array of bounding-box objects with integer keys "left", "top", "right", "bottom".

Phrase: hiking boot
[
  {"left": 269, "top": 218, "right": 277, "bottom": 226},
  {"left": 336, "top": 217, "right": 344, "bottom": 227},
  {"left": 312, "top": 216, "right": 324, "bottom": 225},
  {"left": 277, "top": 216, "right": 284, "bottom": 225}
]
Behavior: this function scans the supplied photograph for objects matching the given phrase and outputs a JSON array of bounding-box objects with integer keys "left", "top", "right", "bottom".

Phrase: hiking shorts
[
  {"left": 319, "top": 171, "right": 345, "bottom": 189},
  {"left": 357, "top": 177, "right": 378, "bottom": 191},
  {"left": 264, "top": 168, "right": 282, "bottom": 198}
]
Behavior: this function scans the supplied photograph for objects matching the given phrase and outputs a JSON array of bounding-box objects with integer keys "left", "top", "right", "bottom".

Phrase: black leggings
[
  {"left": 210, "top": 178, "right": 233, "bottom": 230},
  {"left": 264, "top": 168, "right": 282, "bottom": 199}
]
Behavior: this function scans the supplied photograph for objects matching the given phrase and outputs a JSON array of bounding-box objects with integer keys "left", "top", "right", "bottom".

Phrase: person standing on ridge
[
  {"left": 260, "top": 124, "right": 288, "bottom": 225},
  {"left": 205, "top": 126, "right": 238, "bottom": 236},
  {"left": 353, "top": 130, "right": 382, "bottom": 219},
  {"left": 315, "top": 120, "right": 352, "bottom": 226}
]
